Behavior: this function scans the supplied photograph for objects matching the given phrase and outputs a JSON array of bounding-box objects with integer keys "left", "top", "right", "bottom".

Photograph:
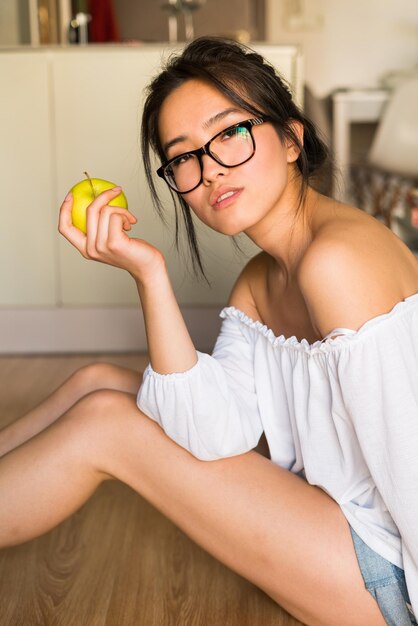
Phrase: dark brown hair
[{"left": 141, "top": 36, "right": 329, "bottom": 279}]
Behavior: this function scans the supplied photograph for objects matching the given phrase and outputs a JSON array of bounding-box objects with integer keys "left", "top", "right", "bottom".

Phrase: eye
[
  {"left": 220, "top": 125, "right": 249, "bottom": 141},
  {"left": 171, "top": 153, "right": 193, "bottom": 168}
]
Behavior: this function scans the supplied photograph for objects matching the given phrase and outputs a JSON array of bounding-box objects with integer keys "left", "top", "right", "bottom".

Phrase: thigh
[{"left": 91, "top": 392, "right": 387, "bottom": 626}]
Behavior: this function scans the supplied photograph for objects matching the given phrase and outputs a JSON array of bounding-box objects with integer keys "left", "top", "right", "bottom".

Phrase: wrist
[{"left": 131, "top": 253, "right": 168, "bottom": 290}]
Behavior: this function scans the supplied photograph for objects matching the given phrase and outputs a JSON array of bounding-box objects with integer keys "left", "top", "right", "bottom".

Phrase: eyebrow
[{"left": 163, "top": 107, "right": 241, "bottom": 153}]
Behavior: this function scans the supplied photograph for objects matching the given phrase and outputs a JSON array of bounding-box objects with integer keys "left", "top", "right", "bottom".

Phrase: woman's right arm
[
  {"left": 137, "top": 256, "right": 265, "bottom": 460},
  {"left": 58, "top": 187, "right": 198, "bottom": 375}
]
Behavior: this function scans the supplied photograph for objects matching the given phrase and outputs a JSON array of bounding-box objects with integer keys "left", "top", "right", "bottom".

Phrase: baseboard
[{"left": 0, "top": 306, "right": 223, "bottom": 354}]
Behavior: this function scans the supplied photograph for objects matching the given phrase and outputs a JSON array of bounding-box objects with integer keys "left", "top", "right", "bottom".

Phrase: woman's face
[{"left": 158, "top": 79, "right": 301, "bottom": 237}]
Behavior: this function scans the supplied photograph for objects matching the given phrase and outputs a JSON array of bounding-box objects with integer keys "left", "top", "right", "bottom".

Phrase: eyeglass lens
[{"left": 165, "top": 123, "right": 254, "bottom": 193}]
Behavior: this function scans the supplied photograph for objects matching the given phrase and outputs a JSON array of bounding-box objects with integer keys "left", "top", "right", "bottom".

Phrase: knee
[
  {"left": 75, "top": 388, "right": 134, "bottom": 422},
  {"left": 52, "top": 389, "right": 137, "bottom": 479},
  {"left": 63, "top": 389, "right": 138, "bottom": 448},
  {"left": 72, "top": 362, "right": 125, "bottom": 396}
]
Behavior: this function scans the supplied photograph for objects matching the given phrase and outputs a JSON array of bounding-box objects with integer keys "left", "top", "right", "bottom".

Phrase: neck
[{"left": 245, "top": 184, "right": 319, "bottom": 285}]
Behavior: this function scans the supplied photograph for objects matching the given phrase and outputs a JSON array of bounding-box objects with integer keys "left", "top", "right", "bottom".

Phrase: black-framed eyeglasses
[{"left": 157, "top": 117, "right": 265, "bottom": 194}]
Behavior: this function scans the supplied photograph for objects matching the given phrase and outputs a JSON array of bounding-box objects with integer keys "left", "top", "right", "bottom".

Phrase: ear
[{"left": 286, "top": 120, "right": 304, "bottom": 163}]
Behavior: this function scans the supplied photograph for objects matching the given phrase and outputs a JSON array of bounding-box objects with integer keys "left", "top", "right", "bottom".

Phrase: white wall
[{"left": 265, "top": 0, "right": 418, "bottom": 97}]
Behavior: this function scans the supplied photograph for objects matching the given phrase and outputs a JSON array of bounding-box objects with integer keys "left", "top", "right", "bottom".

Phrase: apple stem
[{"left": 84, "top": 171, "right": 97, "bottom": 198}]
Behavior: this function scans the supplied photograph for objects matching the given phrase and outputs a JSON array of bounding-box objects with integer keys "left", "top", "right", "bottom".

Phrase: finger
[
  {"left": 89, "top": 186, "right": 124, "bottom": 211},
  {"left": 58, "top": 192, "right": 74, "bottom": 232},
  {"left": 85, "top": 187, "right": 124, "bottom": 246},
  {"left": 107, "top": 212, "right": 126, "bottom": 252},
  {"left": 58, "top": 192, "right": 88, "bottom": 256},
  {"left": 95, "top": 205, "right": 132, "bottom": 253},
  {"left": 119, "top": 209, "right": 136, "bottom": 229},
  {"left": 99, "top": 204, "right": 136, "bottom": 230},
  {"left": 87, "top": 187, "right": 136, "bottom": 227}
]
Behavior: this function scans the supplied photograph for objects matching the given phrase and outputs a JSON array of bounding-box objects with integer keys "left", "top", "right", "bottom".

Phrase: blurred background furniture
[
  {"left": 350, "top": 77, "right": 418, "bottom": 246},
  {"left": 332, "top": 89, "right": 389, "bottom": 201},
  {"left": 303, "top": 84, "right": 333, "bottom": 195},
  {"left": 10, "top": 0, "right": 266, "bottom": 46},
  {"left": 159, "top": 0, "right": 207, "bottom": 43}
]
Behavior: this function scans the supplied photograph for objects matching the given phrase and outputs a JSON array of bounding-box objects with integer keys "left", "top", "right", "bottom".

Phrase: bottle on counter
[{"left": 407, "top": 188, "right": 418, "bottom": 228}]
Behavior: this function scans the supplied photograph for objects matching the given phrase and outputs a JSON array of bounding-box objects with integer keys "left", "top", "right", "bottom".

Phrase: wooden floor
[{"left": 0, "top": 354, "right": 305, "bottom": 626}]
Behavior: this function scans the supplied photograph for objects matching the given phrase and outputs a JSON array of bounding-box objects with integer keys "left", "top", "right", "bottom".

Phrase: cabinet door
[
  {"left": 0, "top": 52, "right": 57, "bottom": 306},
  {"left": 54, "top": 48, "right": 164, "bottom": 307}
]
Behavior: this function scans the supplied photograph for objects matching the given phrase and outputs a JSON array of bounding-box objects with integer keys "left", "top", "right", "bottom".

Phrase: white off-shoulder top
[{"left": 137, "top": 292, "right": 418, "bottom": 612}]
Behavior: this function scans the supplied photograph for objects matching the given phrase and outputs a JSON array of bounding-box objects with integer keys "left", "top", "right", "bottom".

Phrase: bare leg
[
  {"left": 0, "top": 363, "right": 141, "bottom": 457},
  {"left": 0, "top": 389, "right": 386, "bottom": 626}
]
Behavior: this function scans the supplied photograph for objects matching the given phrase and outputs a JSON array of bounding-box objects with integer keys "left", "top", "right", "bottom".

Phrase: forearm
[
  {"left": 58, "top": 187, "right": 196, "bottom": 374},
  {"left": 134, "top": 260, "right": 197, "bottom": 375}
]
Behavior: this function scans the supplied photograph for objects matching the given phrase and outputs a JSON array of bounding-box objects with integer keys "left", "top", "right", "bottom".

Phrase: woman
[{"left": 1, "top": 37, "right": 418, "bottom": 625}]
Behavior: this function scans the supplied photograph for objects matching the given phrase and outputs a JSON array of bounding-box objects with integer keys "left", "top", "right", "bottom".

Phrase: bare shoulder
[
  {"left": 227, "top": 251, "right": 269, "bottom": 320},
  {"left": 298, "top": 205, "right": 418, "bottom": 337}
]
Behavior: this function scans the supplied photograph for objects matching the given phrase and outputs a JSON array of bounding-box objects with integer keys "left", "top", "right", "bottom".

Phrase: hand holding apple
[
  {"left": 70, "top": 172, "right": 128, "bottom": 234},
  {"left": 59, "top": 173, "right": 165, "bottom": 283}
]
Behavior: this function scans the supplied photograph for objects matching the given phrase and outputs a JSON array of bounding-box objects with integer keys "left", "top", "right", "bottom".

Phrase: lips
[{"left": 210, "top": 186, "right": 243, "bottom": 207}]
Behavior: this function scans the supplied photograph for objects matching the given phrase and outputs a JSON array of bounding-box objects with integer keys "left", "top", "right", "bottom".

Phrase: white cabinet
[
  {"left": 0, "top": 52, "right": 57, "bottom": 306},
  {"left": 53, "top": 48, "right": 165, "bottom": 307},
  {"left": 0, "top": 44, "right": 303, "bottom": 352}
]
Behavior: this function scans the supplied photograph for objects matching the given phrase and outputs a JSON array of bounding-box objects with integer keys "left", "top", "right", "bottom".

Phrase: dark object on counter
[
  {"left": 69, "top": 0, "right": 120, "bottom": 43},
  {"left": 88, "top": 0, "right": 120, "bottom": 43}
]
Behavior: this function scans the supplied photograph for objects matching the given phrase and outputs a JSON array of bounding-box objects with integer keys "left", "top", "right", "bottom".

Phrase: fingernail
[
  {"left": 112, "top": 186, "right": 122, "bottom": 192},
  {"left": 65, "top": 192, "right": 72, "bottom": 201}
]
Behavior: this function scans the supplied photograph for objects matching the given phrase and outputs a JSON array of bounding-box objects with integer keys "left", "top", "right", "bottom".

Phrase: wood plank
[{"left": 0, "top": 355, "right": 304, "bottom": 625}]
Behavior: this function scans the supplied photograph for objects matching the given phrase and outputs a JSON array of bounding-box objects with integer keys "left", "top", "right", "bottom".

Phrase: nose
[{"left": 201, "top": 153, "right": 228, "bottom": 186}]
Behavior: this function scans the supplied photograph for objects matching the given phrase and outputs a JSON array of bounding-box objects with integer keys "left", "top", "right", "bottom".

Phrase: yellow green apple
[{"left": 70, "top": 173, "right": 128, "bottom": 234}]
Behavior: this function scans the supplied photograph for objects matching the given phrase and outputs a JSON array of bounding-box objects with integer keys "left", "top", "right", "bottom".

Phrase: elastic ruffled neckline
[{"left": 220, "top": 291, "right": 418, "bottom": 354}]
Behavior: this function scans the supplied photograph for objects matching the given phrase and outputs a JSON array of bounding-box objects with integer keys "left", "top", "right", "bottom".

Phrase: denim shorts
[{"left": 350, "top": 526, "right": 417, "bottom": 625}]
